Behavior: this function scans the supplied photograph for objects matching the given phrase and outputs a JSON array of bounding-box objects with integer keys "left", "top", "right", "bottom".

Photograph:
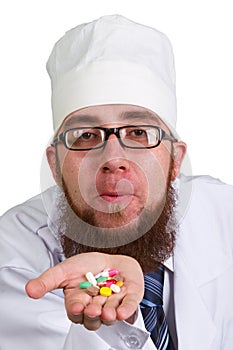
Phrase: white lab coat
[{"left": 0, "top": 175, "right": 233, "bottom": 349}]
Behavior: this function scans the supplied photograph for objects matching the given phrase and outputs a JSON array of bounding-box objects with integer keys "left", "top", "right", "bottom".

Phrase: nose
[
  {"left": 102, "top": 158, "right": 130, "bottom": 173},
  {"left": 100, "top": 135, "right": 130, "bottom": 173}
]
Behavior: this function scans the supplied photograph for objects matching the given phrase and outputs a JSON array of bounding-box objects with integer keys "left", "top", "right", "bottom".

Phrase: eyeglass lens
[{"left": 65, "top": 126, "right": 160, "bottom": 149}]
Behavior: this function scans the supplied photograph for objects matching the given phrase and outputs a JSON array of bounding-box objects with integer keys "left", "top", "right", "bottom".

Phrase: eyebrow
[
  {"left": 62, "top": 110, "right": 163, "bottom": 128},
  {"left": 121, "top": 111, "right": 163, "bottom": 126},
  {"left": 63, "top": 115, "right": 100, "bottom": 128}
]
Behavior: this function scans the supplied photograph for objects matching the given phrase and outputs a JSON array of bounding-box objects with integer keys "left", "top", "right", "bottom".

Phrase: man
[{"left": 1, "top": 15, "right": 233, "bottom": 350}]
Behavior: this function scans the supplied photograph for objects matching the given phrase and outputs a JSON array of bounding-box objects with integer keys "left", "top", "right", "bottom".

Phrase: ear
[
  {"left": 46, "top": 146, "right": 61, "bottom": 185},
  {"left": 171, "top": 141, "right": 187, "bottom": 180}
]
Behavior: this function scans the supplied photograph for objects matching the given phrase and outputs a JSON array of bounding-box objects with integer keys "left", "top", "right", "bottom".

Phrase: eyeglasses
[{"left": 52, "top": 125, "right": 177, "bottom": 151}]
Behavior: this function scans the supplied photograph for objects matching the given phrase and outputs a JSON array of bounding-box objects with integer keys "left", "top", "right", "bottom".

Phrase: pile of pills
[{"left": 79, "top": 268, "right": 124, "bottom": 297}]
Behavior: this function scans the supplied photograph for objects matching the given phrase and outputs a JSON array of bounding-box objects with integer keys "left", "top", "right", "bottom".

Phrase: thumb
[{"left": 25, "top": 264, "right": 65, "bottom": 299}]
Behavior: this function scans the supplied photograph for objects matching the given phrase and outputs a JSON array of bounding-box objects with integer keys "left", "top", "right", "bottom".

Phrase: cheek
[
  {"left": 58, "top": 150, "right": 83, "bottom": 190},
  {"left": 155, "top": 143, "right": 173, "bottom": 170},
  {"left": 141, "top": 148, "right": 172, "bottom": 204}
]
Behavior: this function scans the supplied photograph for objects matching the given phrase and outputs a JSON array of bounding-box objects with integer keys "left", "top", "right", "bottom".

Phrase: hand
[{"left": 25, "top": 252, "right": 144, "bottom": 331}]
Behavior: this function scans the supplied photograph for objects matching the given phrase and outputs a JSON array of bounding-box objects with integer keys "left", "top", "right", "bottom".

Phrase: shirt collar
[{"left": 163, "top": 255, "right": 174, "bottom": 272}]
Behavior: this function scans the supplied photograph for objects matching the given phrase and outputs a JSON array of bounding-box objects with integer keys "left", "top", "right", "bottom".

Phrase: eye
[
  {"left": 73, "top": 130, "right": 96, "bottom": 140},
  {"left": 130, "top": 129, "right": 146, "bottom": 137},
  {"left": 127, "top": 128, "right": 147, "bottom": 138},
  {"left": 122, "top": 126, "right": 159, "bottom": 148},
  {"left": 68, "top": 128, "right": 104, "bottom": 149},
  {"left": 80, "top": 132, "right": 94, "bottom": 140}
]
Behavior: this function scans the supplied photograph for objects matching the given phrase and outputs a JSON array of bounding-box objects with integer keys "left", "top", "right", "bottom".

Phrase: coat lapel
[
  {"left": 174, "top": 251, "right": 216, "bottom": 350},
  {"left": 173, "top": 175, "right": 233, "bottom": 349}
]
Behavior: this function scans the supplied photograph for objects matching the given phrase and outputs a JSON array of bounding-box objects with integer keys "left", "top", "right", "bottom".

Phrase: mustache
[{"left": 52, "top": 185, "right": 164, "bottom": 248}]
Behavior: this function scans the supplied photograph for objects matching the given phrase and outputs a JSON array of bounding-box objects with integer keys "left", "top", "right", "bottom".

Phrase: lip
[{"left": 98, "top": 191, "right": 135, "bottom": 203}]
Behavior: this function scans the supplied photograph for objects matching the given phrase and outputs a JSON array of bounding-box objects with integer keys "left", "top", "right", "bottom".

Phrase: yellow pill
[
  {"left": 100, "top": 286, "right": 112, "bottom": 297},
  {"left": 116, "top": 280, "right": 124, "bottom": 287}
]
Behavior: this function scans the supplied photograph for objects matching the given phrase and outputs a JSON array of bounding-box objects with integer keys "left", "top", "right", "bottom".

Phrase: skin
[
  {"left": 26, "top": 104, "right": 186, "bottom": 330},
  {"left": 26, "top": 253, "right": 144, "bottom": 330},
  {"left": 47, "top": 104, "right": 185, "bottom": 228}
]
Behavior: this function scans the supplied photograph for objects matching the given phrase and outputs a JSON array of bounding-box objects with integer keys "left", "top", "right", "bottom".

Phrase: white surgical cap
[{"left": 47, "top": 15, "right": 177, "bottom": 132}]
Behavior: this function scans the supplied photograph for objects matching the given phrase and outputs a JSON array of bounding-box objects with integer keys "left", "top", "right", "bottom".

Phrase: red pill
[{"left": 105, "top": 279, "right": 117, "bottom": 287}]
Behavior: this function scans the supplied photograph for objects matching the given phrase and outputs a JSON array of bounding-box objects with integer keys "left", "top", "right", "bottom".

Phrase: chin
[{"left": 91, "top": 209, "right": 142, "bottom": 228}]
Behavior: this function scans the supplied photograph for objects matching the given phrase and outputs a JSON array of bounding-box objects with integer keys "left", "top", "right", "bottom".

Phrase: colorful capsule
[
  {"left": 110, "top": 284, "right": 121, "bottom": 293},
  {"left": 100, "top": 286, "right": 112, "bottom": 297},
  {"left": 85, "top": 272, "right": 97, "bottom": 286},
  {"left": 81, "top": 268, "right": 122, "bottom": 295},
  {"left": 101, "top": 269, "right": 119, "bottom": 277},
  {"left": 105, "top": 279, "right": 117, "bottom": 287},
  {"left": 96, "top": 276, "right": 108, "bottom": 283},
  {"left": 97, "top": 282, "right": 106, "bottom": 287},
  {"left": 94, "top": 272, "right": 102, "bottom": 279},
  {"left": 116, "top": 280, "right": 124, "bottom": 287},
  {"left": 79, "top": 281, "right": 93, "bottom": 289},
  {"left": 94, "top": 268, "right": 110, "bottom": 279}
]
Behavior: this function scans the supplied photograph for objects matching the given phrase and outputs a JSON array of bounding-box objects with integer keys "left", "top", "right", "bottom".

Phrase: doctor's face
[{"left": 47, "top": 104, "right": 185, "bottom": 232}]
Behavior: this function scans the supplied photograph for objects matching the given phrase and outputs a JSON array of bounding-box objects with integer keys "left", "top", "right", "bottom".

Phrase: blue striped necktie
[{"left": 140, "top": 265, "right": 175, "bottom": 350}]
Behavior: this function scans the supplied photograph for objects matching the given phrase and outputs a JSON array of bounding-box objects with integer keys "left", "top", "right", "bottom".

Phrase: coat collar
[
  {"left": 176, "top": 174, "right": 233, "bottom": 286},
  {"left": 173, "top": 175, "right": 233, "bottom": 349}
]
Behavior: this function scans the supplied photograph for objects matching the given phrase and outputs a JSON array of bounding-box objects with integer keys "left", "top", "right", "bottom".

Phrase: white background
[{"left": 0, "top": 0, "right": 232, "bottom": 215}]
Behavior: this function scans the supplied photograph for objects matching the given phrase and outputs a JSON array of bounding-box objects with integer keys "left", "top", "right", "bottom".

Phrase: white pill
[
  {"left": 94, "top": 272, "right": 102, "bottom": 279},
  {"left": 110, "top": 284, "right": 121, "bottom": 293},
  {"left": 85, "top": 272, "right": 97, "bottom": 286}
]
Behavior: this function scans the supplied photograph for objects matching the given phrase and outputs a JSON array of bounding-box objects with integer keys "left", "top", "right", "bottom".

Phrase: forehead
[{"left": 60, "top": 104, "right": 169, "bottom": 132}]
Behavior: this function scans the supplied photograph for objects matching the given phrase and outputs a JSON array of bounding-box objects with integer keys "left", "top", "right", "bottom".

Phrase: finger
[
  {"left": 64, "top": 289, "right": 91, "bottom": 324},
  {"left": 101, "top": 287, "right": 127, "bottom": 322},
  {"left": 84, "top": 295, "right": 107, "bottom": 318},
  {"left": 83, "top": 314, "right": 102, "bottom": 331},
  {"left": 25, "top": 264, "right": 66, "bottom": 299},
  {"left": 83, "top": 295, "right": 108, "bottom": 330},
  {"left": 101, "top": 299, "right": 117, "bottom": 325},
  {"left": 67, "top": 313, "right": 84, "bottom": 324},
  {"left": 25, "top": 252, "right": 109, "bottom": 299},
  {"left": 116, "top": 293, "right": 139, "bottom": 321}
]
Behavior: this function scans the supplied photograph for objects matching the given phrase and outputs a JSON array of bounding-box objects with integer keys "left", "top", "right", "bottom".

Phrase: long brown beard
[
  {"left": 61, "top": 183, "right": 177, "bottom": 273},
  {"left": 53, "top": 172, "right": 177, "bottom": 274}
]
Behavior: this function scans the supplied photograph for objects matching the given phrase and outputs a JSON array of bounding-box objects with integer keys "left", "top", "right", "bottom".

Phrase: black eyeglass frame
[{"left": 51, "top": 125, "right": 177, "bottom": 151}]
